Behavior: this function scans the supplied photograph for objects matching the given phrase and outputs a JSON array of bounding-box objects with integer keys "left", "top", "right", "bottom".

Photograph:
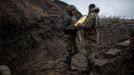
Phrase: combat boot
[
  {"left": 68, "top": 64, "right": 77, "bottom": 71},
  {"left": 86, "top": 63, "right": 96, "bottom": 75}
]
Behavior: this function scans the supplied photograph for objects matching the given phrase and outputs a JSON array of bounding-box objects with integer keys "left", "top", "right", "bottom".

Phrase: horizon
[{"left": 61, "top": 0, "right": 134, "bottom": 19}]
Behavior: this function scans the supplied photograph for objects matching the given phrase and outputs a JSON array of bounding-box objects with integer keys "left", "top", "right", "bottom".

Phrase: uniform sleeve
[
  {"left": 96, "top": 17, "right": 104, "bottom": 31},
  {"left": 63, "top": 15, "right": 76, "bottom": 31},
  {"left": 63, "top": 15, "right": 71, "bottom": 28},
  {"left": 82, "top": 14, "right": 94, "bottom": 29}
]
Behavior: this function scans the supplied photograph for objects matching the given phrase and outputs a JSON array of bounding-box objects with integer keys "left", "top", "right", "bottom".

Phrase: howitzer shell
[{"left": 75, "top": 15, "right": 87, "bottom": 27}]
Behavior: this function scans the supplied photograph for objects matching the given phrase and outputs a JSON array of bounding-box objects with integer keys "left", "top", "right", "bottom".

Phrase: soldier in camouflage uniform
[
  {"left": 84, "top": 7, "right": 100, "bottom": 75},
  {"left": 63, "top": 5, "right": 78, "bottom": 71},
  {"left": 77, "top": 6, "right": 100, "bottom": 75}
]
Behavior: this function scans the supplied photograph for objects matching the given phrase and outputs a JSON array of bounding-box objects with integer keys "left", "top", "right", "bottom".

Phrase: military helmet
[
  {"left": 91, "top": 7, "right": 100, "bottom": 13},
  {"left": 89, "top": 4, "right": 96, "bottom": 9},
  {"left": 66, "top": 5, "right": 76, "bottom": 12}
]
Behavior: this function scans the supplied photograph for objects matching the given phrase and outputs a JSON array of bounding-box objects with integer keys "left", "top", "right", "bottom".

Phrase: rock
[
  {"left": 117, "top": 40, "right": 131, "bottom": 46},
  {"left": 0, "top": 65, "right": 11, "bottom": 75}
]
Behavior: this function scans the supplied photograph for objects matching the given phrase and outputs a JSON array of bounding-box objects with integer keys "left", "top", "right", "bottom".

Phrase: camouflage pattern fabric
[
  {"left": 63, "top": 14, "right": 78, "bottom": 67},
  {"left": 64, "top": 34, "right": 78, "bottom": 66},
  {"left": 63, "top": 15, "right": 77, "bottom": 35},
  {"left": 82, "top": 13, "right": 100, "bottom": 63}
]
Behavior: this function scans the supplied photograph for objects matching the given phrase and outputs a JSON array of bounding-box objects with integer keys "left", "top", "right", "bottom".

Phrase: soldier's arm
[
  {"left": 98, "top": 18, "right": 104, "bottom": 30},
  {"left": 81, "top": 14, "right": 94, "bottom": 29},
  {"left": 63, "top": 15, "right": 76, "bottom": 31}
]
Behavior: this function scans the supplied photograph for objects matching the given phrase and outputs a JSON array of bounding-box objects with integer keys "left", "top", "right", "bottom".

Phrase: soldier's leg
[
  {"left": 90, "top": 44, "right": 96, "bottom": 75},
  {"left": 65, "top": 38, "right": 72, "bottom": 67},
  {"left": 85, "top": 46, "right": 93, "bottom": 75},
  {"left": 85, "top": 43, "right": 96, "bottom": 75},
  {"left": 73, "top": 38, "right": 79, "bottom": 55},
  {"left": 65, "top": 36, "right": 77, "bottom": 70}
]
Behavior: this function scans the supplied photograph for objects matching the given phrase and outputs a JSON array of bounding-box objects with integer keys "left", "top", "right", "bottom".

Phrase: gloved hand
[{"left": 75, "top": 23, "right": 84, "bottom": 30}]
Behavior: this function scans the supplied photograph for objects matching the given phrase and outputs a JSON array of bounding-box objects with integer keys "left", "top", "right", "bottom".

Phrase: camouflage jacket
[
  {"left": 63, "top": 15, "right": 77, "bottom": 35},
  {"left": 82, "top": 13, "right": 100, "bottom": 42}
]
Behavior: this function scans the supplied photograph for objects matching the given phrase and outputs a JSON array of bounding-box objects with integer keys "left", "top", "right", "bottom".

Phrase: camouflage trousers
[
  {"left": 84, "top": 37, "right": 97, "bottom": 64},
  {"left": 64, "top": 34, "right": 79, "bottom": 67},
  {"left": 84, "top": 38, "right": 97, "bottom": 75}
]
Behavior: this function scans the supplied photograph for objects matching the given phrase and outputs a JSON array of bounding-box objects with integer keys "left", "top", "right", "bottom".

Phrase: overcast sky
[{"left": 61, "top": 0, "right": 134, "bottom": 19}]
